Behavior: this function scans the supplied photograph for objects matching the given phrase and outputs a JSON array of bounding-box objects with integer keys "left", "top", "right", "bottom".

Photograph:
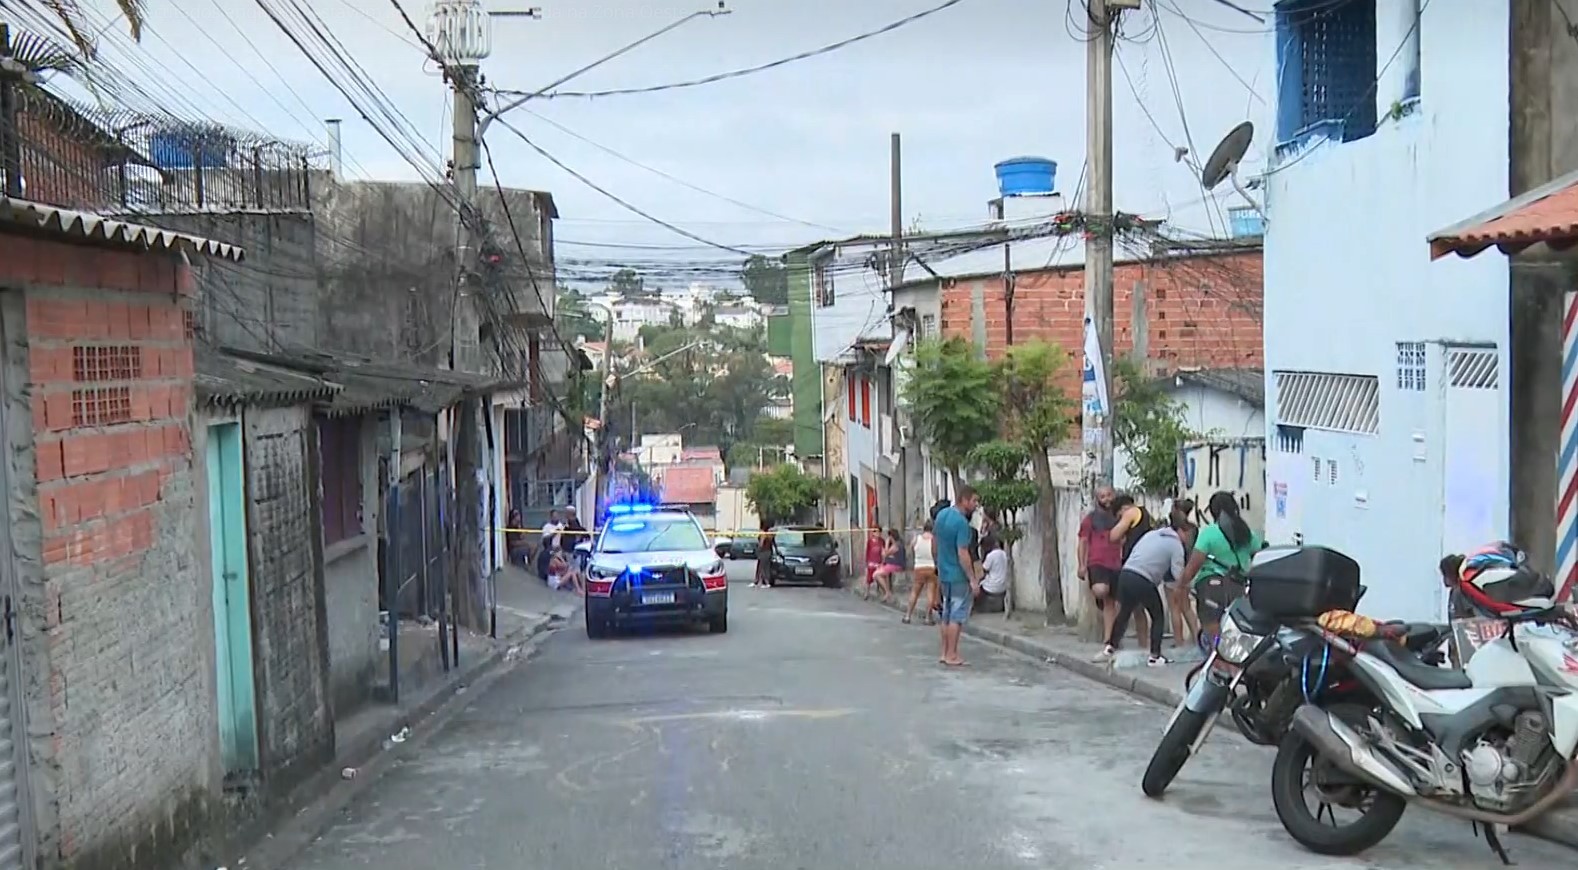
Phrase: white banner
[{"left": 1081, "top": 316, "right": 1109, "bottom": 419}]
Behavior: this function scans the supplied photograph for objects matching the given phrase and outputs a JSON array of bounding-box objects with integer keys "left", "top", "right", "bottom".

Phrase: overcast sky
[{"left": 20, "top": 0, "right": 1277, "bottom": 286}]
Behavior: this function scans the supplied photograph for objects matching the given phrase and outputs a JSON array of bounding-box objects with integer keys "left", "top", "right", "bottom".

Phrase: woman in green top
[{"left": 1178, "top": 490, "right": 1266, "bottom": 641}]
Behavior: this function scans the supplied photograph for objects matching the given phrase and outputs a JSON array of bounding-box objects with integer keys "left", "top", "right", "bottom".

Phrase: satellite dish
[{"left": 1200, "top": 121, "right": 1265, "bottom": 222}]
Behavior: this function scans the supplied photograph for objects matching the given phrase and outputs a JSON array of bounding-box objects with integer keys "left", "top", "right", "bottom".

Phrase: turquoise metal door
[{"left": 206, "top": 423, "right": 259, "bottom": 774}]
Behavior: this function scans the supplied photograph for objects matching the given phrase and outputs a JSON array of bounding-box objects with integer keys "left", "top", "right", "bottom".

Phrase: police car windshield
[{"left": 599, "top": 516, "right": 708, "bottom": 554}]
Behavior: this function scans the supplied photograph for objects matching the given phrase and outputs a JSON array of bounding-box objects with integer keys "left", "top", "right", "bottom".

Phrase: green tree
[
  {"left": 966, "top": 440, "right": 1037, "bottom": 615},
  {"left": 753, "top": 417, "right": 794, "bottom": 446},
  {"left": 1112, "top": 358, "right": 1188, "bottom": 496},
  {"left": 615, "top": 324, "right": 777, "bottom": 455},
  {"left": 33, "top": 1, "right": 145, "bottom": 54},
  {"left": 609, "top": 268, "right": 644, "bottom": 297},
  {"left": 555, "top": 287, "right": 605, "bottom": 342},
  {"left": 745, "top": 464, "right": 841, "bottom": 527},
  {"left": 740, "top": 254, "right": 788, "bottom": 306},
  {"left": 901, "top": 338, "right": 1000, "bottom": 490},
  {"left": 994, "top": 341, "right": 1075, "bottom": 623}
]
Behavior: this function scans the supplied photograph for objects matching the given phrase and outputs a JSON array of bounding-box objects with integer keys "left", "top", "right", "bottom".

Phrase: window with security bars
[
  {"left": 921, "top": 313, "right": 937, "bottom": 339},
  {"left": 1274, "top": 370, "right": 1381, "bottom": 435},
  {"left": 1446, "top": 347, "right": 1499, "bottom": 390},
  {"left": 1396, "top": 341, "right": 1426, "bottom": 391},
  {"left": 1275, "top": 0, "right": 1379, "bottom": 145},
  {"left": 72, "top": 387, "right": 131, "bottom": 426},
  {"left": 73, "top": 345, "right": 141, "bottom": 382}
]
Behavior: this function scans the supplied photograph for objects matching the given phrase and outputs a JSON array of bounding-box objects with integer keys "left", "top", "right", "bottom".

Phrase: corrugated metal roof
[
  {"left": 1429, "top": 166, "right": 1578, "bottom": 260},
  {"left": 0, "top": 196, "right": 246, "bottom": 261},
  {"left": 1169, "top": 367, "right": 1264, "bottom": 408},
  {"left": 197, "top": 347, "right": 340, "bottom": 408},
  {"left": 212, "top": 346, "right": 518, "bottom": 417}
]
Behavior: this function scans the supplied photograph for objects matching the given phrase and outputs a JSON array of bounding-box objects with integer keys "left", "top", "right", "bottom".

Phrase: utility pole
[
  {"left": 591, "top": 313, "right": 615, "bottom": 514},
  {"left": 888, "top": 132, "right": 909, "bottom": 531},
  {"left": 1083, "top": 1, "right": 1128, "bottom": 497}
]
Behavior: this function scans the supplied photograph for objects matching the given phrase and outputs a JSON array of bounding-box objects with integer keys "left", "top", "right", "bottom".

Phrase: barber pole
[{"left": 1558, "top": 291, "right": 1578, "bottom": 602}]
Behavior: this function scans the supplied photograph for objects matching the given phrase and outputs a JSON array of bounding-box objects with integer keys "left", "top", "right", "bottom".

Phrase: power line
[
  {"left": 517, "top": 108, "right": 848, "bottom": 235},
  {"left": 493, "top": 0, "right": 973, "bottom": 101},
  {"left": 488, "top": 114, "right": 756, "bottom": 256}
]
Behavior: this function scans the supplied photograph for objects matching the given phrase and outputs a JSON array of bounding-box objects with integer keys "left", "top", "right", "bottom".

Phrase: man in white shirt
[{"left": 537, "top": 509, "right": 565, "bottom": 582}]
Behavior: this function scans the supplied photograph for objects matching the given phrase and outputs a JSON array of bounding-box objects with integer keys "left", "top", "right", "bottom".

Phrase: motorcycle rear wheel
[
  {"left": 1270, "top": 704, "right": 1406, "bottom": 856},
  {"left": 1142, "top": 706, "right": 1209, "bottom": 798}
]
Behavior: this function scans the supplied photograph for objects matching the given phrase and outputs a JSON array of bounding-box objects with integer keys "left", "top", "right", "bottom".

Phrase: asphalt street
[{"left": 285, "top": 562, "right": 1574, "bottom": 870}]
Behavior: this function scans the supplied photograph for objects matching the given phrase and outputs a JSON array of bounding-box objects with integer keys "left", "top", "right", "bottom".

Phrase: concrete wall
[
  {"left": 1114, "top": 382, "right": 1265, "bottom": 493},
  {"left": 808, "top": 248, "right": 891, "bottom": 364},
  {"left": 0, "top": 235, "right": 220, "bottom": 869},
  {"left": 135, "top": 212, "right": 319, "bottom": 356},
  {"left": 1508, "top": 0, "right": 1578, "bottom": 572},
  {"left": 238, "top": 405, "right": 334, "bottom": 793},
  {"left": 1264, "top": 0, "right": 1511, "bottom": 621},
  {"left": 320, "top": 414, "right": 382, "bottom": 716},
  {"left": 311, "top": 180, "right": 553, "bottom": 375},
  {"left": 785, "top": 254, "right": 825, "bottom": 460}
]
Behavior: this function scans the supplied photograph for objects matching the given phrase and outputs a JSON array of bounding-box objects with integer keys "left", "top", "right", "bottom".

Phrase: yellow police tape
[{"left": 491, "top": 526, "right": 884, "bottom": 536}]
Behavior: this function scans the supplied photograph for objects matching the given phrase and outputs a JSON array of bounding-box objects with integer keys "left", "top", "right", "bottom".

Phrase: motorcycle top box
[{"left": 1246, "top": 545, "right": 1362, "bottom": 618}]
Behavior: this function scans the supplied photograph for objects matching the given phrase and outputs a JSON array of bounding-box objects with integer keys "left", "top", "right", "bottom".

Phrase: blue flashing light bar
[{"left": 607, "top": 503, "right": 655, "bottom": 516}]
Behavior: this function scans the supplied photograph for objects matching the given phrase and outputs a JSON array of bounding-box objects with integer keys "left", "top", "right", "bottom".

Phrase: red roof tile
[
  {"left": 1430, "top": 169, "right": 1578, "bottom": 260},
  {"left": 660, "top": 465, "right": 716, "bottom": 505}
]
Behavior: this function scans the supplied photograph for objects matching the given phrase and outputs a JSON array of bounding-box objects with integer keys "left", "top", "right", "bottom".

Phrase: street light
[{"left": 477, "top": 3, "right": 731, "bottom": 137}]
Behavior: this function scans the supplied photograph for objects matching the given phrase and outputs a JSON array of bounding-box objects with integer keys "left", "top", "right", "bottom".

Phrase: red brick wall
[
  {"left": 16, "top": 108, "right": 107, "bottom": 211},
  {"left": 939, "top": 250, "right": 1263, "bottom": 397},
  {"left": 0, "top": 232, "right": 209, "bottom": 867}
]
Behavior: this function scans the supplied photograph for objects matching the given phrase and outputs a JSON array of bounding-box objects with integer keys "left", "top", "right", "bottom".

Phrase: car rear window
[
  {"left": 599, "top": 516, "right": 708, "bottom": 553},
  {"left": 773, "top": 529, "right": 831, "bottom": 547}
]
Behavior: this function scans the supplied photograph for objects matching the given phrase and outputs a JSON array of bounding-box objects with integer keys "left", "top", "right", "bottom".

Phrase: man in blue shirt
[{"left": 933, "top": 485, "right": 981, "bottom": 667}]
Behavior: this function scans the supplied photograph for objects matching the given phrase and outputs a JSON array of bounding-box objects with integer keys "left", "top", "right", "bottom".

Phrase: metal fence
[
  {"left": 389, "top": 464, "right": 452, "bottom": 621},
  {"left": 3, "top": 88, "right": 321, "bottom": 212}
]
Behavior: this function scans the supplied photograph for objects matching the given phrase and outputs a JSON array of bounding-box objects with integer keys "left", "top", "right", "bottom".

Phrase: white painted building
[
  {"left": 1261, "top": 0, "right": 1510, "bottom": 622},
  {"left": 1113, "top": 367, "right": 1266, "bottom": 500},
  {"left": 714, "top": 305, "right": 762, "bottom": 332},
  {"left": 608, "top": 297, "right": 676, "bottom": 342}
]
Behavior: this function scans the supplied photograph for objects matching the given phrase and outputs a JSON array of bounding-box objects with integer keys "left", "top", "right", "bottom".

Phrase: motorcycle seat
[{"left": 1359, "top": 637, "right": 1473, "bottom": 690}]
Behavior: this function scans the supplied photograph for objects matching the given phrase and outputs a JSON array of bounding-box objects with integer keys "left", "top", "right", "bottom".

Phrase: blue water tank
[
  {"left": 1229, "top": 206, "right": 1265, "bottom": 238},
  {"left": 994, "top": 156, "right": 1057, "bottom": 197}
]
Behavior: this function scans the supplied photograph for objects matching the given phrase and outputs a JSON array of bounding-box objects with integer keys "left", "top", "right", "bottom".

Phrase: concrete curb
[
  {"left": 210, "top": 612, "right": 563, "bottom": 870},
  {"left": 848, "top": 585, "right": 1185, "bottom": 708},
  {"left": 846, "top": 587, "right": 1578, "bottom": 852}
]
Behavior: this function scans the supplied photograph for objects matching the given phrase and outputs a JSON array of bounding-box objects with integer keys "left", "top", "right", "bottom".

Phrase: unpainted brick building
[
  {"left": 0, "top": 202, "right": 242, "bottom": 869},
  {"left": 934, "top": 246, "right": 1265, "bottom": 398}
]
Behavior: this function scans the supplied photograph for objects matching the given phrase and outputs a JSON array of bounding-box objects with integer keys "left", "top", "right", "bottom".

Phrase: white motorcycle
[{"left": 1271, "top": 600, "right": 1578, "bottom": 862}]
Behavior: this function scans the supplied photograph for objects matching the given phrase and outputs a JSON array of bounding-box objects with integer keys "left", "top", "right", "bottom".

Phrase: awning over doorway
[{"left": 1429, "top": 167, "right": 1578, "bottom": 260}]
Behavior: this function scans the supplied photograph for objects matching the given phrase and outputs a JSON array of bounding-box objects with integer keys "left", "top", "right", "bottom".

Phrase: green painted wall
[
  {"left": 766, "top": 312, "right": 792, "bottom": 356},
  {"left": 786, "top": 252, "right": 824, "bottom": 460}
]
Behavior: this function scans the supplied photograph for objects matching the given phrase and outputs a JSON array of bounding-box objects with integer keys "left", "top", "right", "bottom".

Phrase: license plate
[
  {"left": 642, "top": 592, "right": 676, "bottom": 605},
  {"left": 795, "top": 566, "right": 814, "bottom": 575}
]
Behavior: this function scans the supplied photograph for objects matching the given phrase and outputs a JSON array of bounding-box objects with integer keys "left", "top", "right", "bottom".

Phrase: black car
[
  {"left": 584, "top": 508, "right": 729, "bottom": 638},
  {"left": 768, "top": 526, "right": 841, "bottom": 587},
  {"left": 714, "top": 534, "right": 759, "bottom": 560}
]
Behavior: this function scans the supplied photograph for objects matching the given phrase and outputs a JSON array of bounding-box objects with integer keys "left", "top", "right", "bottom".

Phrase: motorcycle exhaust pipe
[{"left": 1289, "top": 706, "right": 1417, "bottom": 797}]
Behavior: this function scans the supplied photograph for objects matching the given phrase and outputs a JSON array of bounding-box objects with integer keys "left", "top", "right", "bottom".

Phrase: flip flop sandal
[{"left": 901, "top": 615, "right": 912, "bottom": 624}]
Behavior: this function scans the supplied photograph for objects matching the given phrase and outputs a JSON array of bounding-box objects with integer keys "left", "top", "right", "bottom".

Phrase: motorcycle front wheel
[
  {"left": 1270, "top": 704, "right": 1406, "bottom": 856},
  {"left": 1141, "top": 706, "right": 1209, "bottom": 798}
]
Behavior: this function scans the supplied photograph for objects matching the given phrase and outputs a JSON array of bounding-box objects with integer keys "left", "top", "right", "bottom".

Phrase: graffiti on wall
[{"left": 1178, "top": 438, "right": 1267, "bottom": 534}]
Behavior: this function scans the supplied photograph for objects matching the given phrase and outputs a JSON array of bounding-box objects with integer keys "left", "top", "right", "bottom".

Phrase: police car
[{"left": 581, "top": 504, "right": 729, "bottom": 638}]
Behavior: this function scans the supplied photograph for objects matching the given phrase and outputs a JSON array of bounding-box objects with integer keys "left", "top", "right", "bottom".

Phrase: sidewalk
[
  {"left": 850, "top": 579, "right": 1578, "bottom": 852},
  {"left": 206, "top": 566, "right": 580, "bottom": 870}
]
